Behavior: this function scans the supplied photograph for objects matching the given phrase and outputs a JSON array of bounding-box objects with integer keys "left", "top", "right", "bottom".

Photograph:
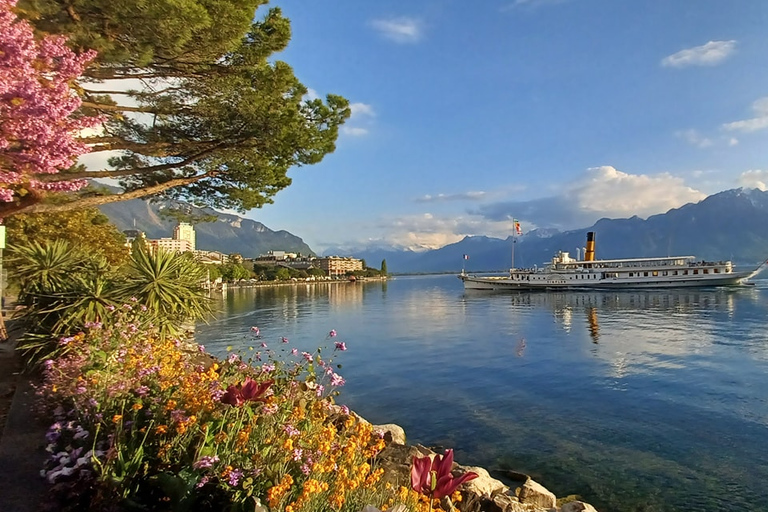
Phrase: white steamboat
[{"left": 460, "top": 232, "right": 763, "bottom": 291}]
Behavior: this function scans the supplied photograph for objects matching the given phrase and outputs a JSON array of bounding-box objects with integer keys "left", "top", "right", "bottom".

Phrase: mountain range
[
  {"left": 98, "top": 199, "right": 314, "bottom": 257},
  {"left": 99, "top": 188, "right": 768, "bottom": 273},
  {"left": 344, "top": 188, "right": 768, "bottom": 273}
]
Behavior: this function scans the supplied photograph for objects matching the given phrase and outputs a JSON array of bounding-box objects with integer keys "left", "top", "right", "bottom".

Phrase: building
[
  {"left": 149, "top": 238, "right": 192, "bottom": 253},
  {"left": 315, "top": 256, "right": 363, "bottom": 276},
  {"left": 173, "top": 222, "right": 196, "bottom": 251}
]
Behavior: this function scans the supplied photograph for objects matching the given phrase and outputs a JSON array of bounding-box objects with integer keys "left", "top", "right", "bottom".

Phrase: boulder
[
  {"left": 372, "top": 423, "right": 407, "bottom": 445},
  {"left": 517, "top": 478, "right": 557, "bottom": 509},
  {"left": 561, "top": 501, "right": 598, "bottom": 512},
  {"left": 456, "top": 465, "right": 509, "bottom": 499}
]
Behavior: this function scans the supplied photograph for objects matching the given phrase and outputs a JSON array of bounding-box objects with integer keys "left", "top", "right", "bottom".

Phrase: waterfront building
[
  {"left": 315, "top": 256, "right": 363, "bottom": 277},
  {"left": 149, "top": 238, "right": 192, "bottom": 253}
]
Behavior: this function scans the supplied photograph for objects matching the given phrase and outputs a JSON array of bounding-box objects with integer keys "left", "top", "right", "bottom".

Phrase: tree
[
  {"left": 5, "top": 1, "right": 351, "bottom": 217},
  {"left": 4, "top": 208, "right": 128, "bottom": 265},
  {"left": 0, "top": 0, "right": 100, "bottom": 212},
  {"left": 381, "top": 259, "right": 388, "bottom": 275}
]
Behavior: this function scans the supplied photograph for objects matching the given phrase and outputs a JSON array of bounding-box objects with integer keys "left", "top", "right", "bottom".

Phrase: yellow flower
[
  {"left": 112, "top": 414, "right": 123, "bottom": 423},
  {"left": 156, "top": 425, "right": 168, "bottom": 434},
  {"left": 132, "top": 403, "right": 143, "bottom": 411}
]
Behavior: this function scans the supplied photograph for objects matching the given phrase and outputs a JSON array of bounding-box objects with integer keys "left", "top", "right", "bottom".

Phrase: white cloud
[
  {"left": 377, "top": 212, "right": 518, "bottom": 251},
  {"left": 341, "top": 126, "right": 369, "bottom": 137},
  {"left": 415, "top": 191, "right": 486, "bottom": 203},
  {"left": 475, "top": 166, "right": 706, "bottom": 230},
  {"left": 676, "top": 129, "right": 713, "bottom": 148},
  {"left": 661, "top": 40, "right": 737, "bottom": 68},
  {"left": 350, "top": 102, "right": 375, "bottom": 117},
  {"left": 728, "top": 137, "right": 739, "bottom": 146},
  {"left": 370, "top": 17, "right": 423, "bottom": 44},
  {"left": 722, "top": 97, "right": 768, "bottom": 133},
  {"left": 340, "top": 102, "right": 375, "bottom": 137},
  {"left": 502, "top": 0, "right": 570, "bottom": 9},
  {"left": 738, "top": 170, "right": 768, "bottom": 191},
  {"left": 304, "top": 88, "right": 320, "bottom": 101}
]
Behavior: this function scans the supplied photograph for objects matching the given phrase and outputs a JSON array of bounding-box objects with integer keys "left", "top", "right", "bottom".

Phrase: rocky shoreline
[{"left": 363, "top": 419, "right": 598, "bottom": 512}]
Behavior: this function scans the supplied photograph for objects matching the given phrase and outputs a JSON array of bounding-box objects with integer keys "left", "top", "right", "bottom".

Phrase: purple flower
[
  {"left": 334, "top": 341, "right": 347, "bottom": 351},
  {"left": 302, "top": 351, "right": 313, "bottom": 362},
  {"left": 193, "top": 455, "right": 220, "bottom": 469},
  {"left": 281, "top": 337, "right": 289, "bottom": 343},
  {"left": 283, "top": 424, "right": 300, "bottom": 437},
  {"left": 329, "top": 329, "right": 337, "bottom": 337},
  {"left": 260, "top": 342, "right": 268, "bottom": 348},
  {"left": 262, "top": 363, "right": 275, "bottom": 373},
  {"left": 292, "top": 448, "right": 303, "bottom": 461},
  {"left": 315, "top": 385, "right": 325, "bottom": 397},
  {"left": 59, "top": 336, "right": 75, "bottom": 345},
  {"left": 196, "top": 475, "right": 210, "bottom": 488},
  {"left": 228, "top": 468, "right": 244, "bottom": 486},
  {"left": 301, "top": 464, "right": 311, "bottom": 475},
  {"left": 250, "top": 326, "right": 260, "bottom": 335},
  {"left": 227, "top": 353, "right": 240, "bottom": 364},
  {"left": 291, "top": 348, "right": 298, "bottom": 355},
  {"left": 330, "top": 373, "right": 345, "bottom": 387},
  {"left": 262, "top": 403, "right": 278, "bottom": 415}
]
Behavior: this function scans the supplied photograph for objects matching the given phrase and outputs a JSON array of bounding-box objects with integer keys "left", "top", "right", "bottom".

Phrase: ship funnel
[{"left": 584, "top": 232, "right": 596, "bottom": 262}]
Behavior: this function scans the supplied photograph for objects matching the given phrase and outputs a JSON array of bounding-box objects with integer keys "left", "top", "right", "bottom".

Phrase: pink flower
[
  {"left": 334, "top": 341, "right": 347, "bottom": 351},
  {"left": 329, "top": 329, "right": 337, "bottom": 337},
  {"left": 281, "top": 337, "right": 289, "bottom": 343},
  {"left": 411, "top": 449, "right": 478, "bottom": 500},
  {"left": 330, "top": 373, "right": 345, "bottom": 387}
]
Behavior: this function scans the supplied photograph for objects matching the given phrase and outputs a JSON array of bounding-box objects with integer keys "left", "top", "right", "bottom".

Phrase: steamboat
[{"left": 459, "top": 232, "right": 764, "bottom": 291}]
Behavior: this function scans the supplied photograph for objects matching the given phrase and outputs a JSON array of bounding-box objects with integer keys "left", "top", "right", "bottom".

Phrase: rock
[
  {"left": 457, "top": 465, "right": 509, "bottom": 499},
  {"left": 372, "top": 423, "right": 406, "bottom": 445},
  {"left": 560, "top": 501, "right": 598, "bottom": 512},
  {"left": 517, "top": 478, "right": 557, "bottom": 509},
  {"left": 491, "top": 493, "right": 529, "bottom": 512}
]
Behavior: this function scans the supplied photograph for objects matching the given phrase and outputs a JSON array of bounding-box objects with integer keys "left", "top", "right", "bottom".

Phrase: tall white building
[{"left": 173, "top": 222, "right": 196, "bottom": 251}]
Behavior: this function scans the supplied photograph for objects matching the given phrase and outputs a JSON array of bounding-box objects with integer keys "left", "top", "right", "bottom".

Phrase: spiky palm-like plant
[{"left": 117, "top": 248, "right": 212, "bottom": 336}]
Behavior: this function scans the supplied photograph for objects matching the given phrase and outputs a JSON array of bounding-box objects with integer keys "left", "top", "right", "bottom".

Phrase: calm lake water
[{"left": 194, "top": 275, "right": 768, "bottom": 512}]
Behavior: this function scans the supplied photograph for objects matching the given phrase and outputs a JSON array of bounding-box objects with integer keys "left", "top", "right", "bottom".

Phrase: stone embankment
[{"left": 366, "top": 420, "right": 598, "bottom": 512}]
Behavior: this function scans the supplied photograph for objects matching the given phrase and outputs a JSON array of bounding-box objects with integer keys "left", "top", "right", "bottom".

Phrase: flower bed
[{"left": 36, "top": 307, "right": 469, "bottom": 511}]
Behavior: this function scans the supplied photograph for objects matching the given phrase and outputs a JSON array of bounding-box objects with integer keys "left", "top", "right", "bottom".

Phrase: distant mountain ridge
[
  {"left": 99, "top": 199, "right": 314, "bottom": 258},
  {"left": 348, "top": 188, "right": 768, "bottom": 273}
]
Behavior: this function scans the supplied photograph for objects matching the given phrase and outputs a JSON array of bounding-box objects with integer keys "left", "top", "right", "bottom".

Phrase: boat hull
[{"left": 459, "top": 271, "right": 754, "bottom": 291}]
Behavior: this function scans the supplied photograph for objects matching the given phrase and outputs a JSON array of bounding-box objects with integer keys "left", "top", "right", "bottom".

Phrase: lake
[{"left": 194, "top": 275, "right": 768, "bottom": 512}]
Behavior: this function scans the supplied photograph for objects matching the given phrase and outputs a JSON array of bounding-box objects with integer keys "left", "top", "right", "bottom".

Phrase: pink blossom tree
[{"left": 0, "top": 0, "right": 99, "bottom": 215}]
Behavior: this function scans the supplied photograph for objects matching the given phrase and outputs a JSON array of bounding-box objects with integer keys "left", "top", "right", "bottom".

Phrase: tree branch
[{"left": 0, "top": 174, "right": 218, "bottom": 217}]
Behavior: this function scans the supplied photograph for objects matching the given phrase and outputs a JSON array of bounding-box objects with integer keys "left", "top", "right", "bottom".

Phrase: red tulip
[
  {"left": 411, "top": 449, "right": 478, "bottom": 500},
  {"left": 221, "top": 378, "right": 273, "bottom": 407}
]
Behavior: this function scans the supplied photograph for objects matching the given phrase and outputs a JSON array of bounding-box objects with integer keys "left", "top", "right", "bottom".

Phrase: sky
[{"left": 86, "top": 0, "right": 768, "bottom": 254}]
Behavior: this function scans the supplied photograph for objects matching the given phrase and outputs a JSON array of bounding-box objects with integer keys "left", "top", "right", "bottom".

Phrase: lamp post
[{"left": 0, "top": 225, "right": 6, "bottom": 341}]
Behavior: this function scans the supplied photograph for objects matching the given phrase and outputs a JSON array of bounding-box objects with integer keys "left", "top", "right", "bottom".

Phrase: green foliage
[
  {"left": 117, "top": 249, "right": 212, "bottom": 335},
  {"left": 218, "top": 262, "right": 252, "bottom": 282},
  {"left": 4, "top": 208, "right": 129, "bottom": 265},
  {"left": 8, "top": 240, "right": 213, "bottom": 364},
  {"left": 381, "top": 259, "right": 388, "bottom": 275},
  {"left": 9, "top": 2, "right": 351, "bottom": 217}
]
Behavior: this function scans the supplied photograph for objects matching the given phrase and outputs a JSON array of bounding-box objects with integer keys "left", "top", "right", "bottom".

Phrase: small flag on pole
[
  {"left": 513, "top": 219, "right": 523, "bottom": 236},
  {"left": 463, "top": 254, "right": 469, "bottom": 260}
]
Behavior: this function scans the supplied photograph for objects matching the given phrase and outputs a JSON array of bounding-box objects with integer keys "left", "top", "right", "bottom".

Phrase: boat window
[
  {"left": 703, "top": 269, "right": 709, "bottom": 274},
  {"left": 662, "top": 271, "right": 668, "bottom": 276},
  {"left": 674, "top": 271, "right": 678, "bottom": 276},
  {"left": 693, "top": 269, "right": 698, "bottom": 275},
  {"left": 644, "top": 272, "right": 649, "bottom": 277},
  {"left": 684, "top": 270, "right": 688, "bottom": 275},
  {"left": 714, "top": 268, "right": 719, "bottom": 273},
  {"left": 629, "top": 272, "right": 633, "bottom": 277},
  {"left": 652, "top": 271, "right": 658, "bottom": 277}
]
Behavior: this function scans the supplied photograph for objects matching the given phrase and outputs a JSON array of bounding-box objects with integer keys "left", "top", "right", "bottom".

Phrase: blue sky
[{"left": 84, "top": 1, "right": 768, "bottom": 254}]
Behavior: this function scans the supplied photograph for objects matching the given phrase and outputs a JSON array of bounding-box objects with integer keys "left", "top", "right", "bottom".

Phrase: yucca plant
[
  {"left": 116, "top": 248, "right": 213, "bottom": 336},
  {"left": 7, "top": 240, "right": 121, "bottom": 364}
]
